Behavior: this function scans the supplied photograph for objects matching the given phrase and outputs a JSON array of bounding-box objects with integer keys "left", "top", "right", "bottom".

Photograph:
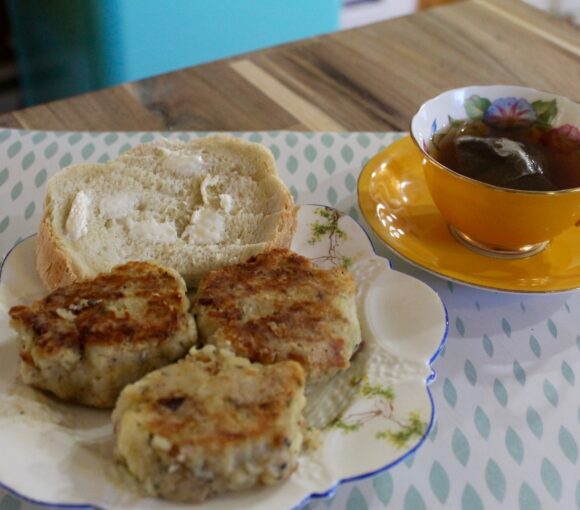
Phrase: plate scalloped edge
[
  {"left": 0, "top": 204, "right": 448, "bottom": 510},
  {"left": 291, "top": 205, "right": 448, "bottom": 509}
]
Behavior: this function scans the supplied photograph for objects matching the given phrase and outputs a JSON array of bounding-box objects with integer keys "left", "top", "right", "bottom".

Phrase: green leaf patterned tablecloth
[{"left": 0, "top": 130, "right": 578, "bottom": 510}]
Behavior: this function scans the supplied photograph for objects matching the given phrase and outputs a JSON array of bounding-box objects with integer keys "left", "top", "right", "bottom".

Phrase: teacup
[{"left": 410, "top": 85, "right": 580, "bottom": 258}]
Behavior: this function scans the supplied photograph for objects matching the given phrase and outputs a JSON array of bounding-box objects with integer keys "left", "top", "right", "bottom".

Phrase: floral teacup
[{"left": 410, "top": 85, "right": 580, "bottom": 259}]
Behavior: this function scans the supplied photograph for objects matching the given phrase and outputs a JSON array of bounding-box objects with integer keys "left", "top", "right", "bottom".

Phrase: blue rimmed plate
[{"left": 0, "top": 204, "right": 447, "bottom": 510}]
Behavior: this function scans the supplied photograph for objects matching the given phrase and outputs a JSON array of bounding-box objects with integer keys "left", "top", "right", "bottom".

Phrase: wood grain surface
[{"left": 0, "top": 0, "right": 578, "bottom": 132}]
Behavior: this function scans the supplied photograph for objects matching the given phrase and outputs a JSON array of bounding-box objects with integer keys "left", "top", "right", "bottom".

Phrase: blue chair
[{"left": 7, "top": 0, "right": 340, "bottom": 105}]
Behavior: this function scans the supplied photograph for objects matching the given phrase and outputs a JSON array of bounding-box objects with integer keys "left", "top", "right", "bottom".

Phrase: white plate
[{"left": 0, "top": 204, "right": 447, "bottom": 510}]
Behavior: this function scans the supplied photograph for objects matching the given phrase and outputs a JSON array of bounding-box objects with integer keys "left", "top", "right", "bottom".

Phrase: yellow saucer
[{"left": 358, "top": 136, "right": 580, "bottom": 293}]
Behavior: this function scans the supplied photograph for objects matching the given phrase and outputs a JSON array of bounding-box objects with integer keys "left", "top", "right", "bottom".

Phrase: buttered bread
[{"left": 36, "top": 135, "right": 296, "bottom": 290}]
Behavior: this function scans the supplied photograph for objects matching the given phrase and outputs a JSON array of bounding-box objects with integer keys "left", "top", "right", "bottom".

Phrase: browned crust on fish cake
[
  {"left": 9, "top": 261, "right": 197, "bottom": 407},
  {"left": 112, "top": 347, "right": 306, "bottom": 502},
  {"left": 194, "top": 249, "right": 360, "bottom": 383},
  {"left": 10, "top": 261, "right": 187, "bottom": 355},
  {"left": 124, "top": 355, "right": 305, "bottom": 450}
]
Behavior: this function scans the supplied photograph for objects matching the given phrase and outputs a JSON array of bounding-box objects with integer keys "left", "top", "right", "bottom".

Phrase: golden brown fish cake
[
  {"left": 193, "top": 249, "right": 361, "bottom": 384},
  {"left": 112, "top": 346, "right": 306, "bottom": 502},
  {"left": 9, "top": 261, "right": 197, "bottom": 408}
]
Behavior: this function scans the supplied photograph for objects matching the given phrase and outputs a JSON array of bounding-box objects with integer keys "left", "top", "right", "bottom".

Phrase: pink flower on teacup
[
  {"left": 483, "top": 97, "right": 537, "bottom": 128},
  {"left": 541, "top": 124, "right": 580, "bottom": 153}
]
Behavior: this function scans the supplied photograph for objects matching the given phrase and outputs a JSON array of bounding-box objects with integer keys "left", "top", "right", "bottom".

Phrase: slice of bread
[{"left": 37, "top": 135, "right": 296, "bottom": 290}]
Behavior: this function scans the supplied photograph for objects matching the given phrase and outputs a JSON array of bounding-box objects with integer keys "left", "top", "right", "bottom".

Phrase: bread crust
[
  {"left": 36, "top": 201, "right": 83, "bottom": 291},
  {"left": 35, "top": 135, "right": 296, "bottom": 291},
  {"left": 268, "top": 202, "right": 298, "bottom": 250}
]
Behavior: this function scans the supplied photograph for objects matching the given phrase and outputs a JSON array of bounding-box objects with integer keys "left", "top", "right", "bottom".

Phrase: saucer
[{"left": 358, "top": 136, "right": 580, "bottom": 293}]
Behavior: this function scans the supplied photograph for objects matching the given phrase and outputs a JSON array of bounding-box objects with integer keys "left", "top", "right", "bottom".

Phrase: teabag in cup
[{"left": 455, "top": 136, "right": 555, "bottom": 190}]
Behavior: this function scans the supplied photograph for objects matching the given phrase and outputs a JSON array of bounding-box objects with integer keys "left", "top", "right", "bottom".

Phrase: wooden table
[{"left": 0, "top": 0, "right": 578, "bottom": 132}]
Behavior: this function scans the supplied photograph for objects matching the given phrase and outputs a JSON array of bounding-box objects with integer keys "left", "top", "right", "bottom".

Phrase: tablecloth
[{"left": 0, "top": 130, "right": 577, "bottom": 510}]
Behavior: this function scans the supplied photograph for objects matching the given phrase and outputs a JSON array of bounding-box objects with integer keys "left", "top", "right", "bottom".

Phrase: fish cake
[
  {"left": 112, "top": 346, "right": 306, "bottom": 502},
  {"left": 194, "top": 248, "right": 361, "bottom": 384},
  {"left": 9, "top": 261, "right": 197, "bottom": 408}
]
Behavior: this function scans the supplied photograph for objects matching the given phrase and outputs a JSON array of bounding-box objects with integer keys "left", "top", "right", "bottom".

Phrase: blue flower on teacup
[
  {"left": 483, "top": 97, "right": 536, "bottom": 128},
  {"left": 463, "top": 94, "right": 558, "bottom": 129},
  {"left": 423, "top": 119, "right": 439, "bottom": 151}
]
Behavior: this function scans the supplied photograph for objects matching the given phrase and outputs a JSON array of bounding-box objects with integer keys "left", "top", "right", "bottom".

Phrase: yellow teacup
[{"left": 410, "top": 85, "right": 580, "bottom": 258}]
